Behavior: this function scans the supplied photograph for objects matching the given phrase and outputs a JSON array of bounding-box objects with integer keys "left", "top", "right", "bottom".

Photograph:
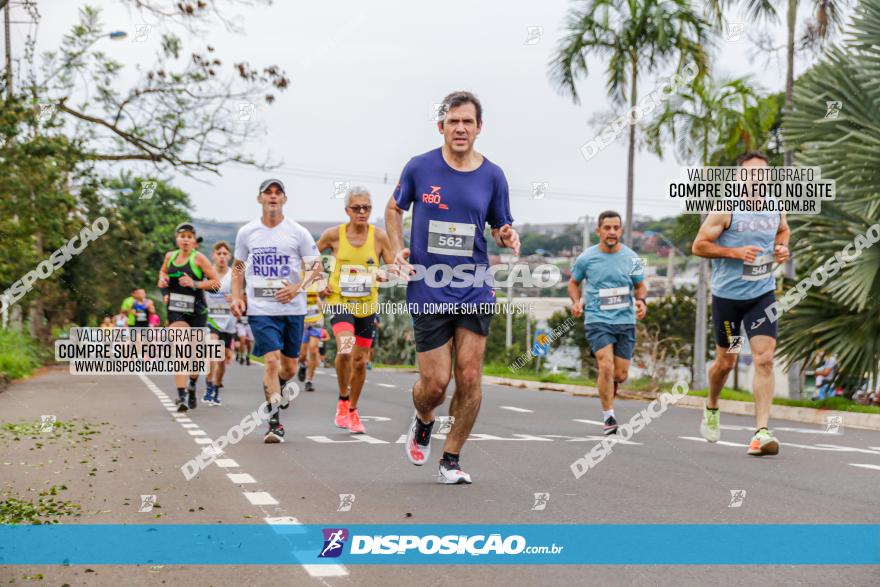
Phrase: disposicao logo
[{"left": 318, "top": 528, "right": 349, "bottom": 558}]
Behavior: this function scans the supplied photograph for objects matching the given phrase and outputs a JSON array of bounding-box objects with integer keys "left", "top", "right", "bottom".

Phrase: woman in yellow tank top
[{"left": 316, "top": 187, "right": 394, "bottom": 435}]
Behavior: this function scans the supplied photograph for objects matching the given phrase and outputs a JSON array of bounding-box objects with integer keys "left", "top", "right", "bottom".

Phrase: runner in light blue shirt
[{"left": 568, "top": 211, "right": 648, "bottom": 435}]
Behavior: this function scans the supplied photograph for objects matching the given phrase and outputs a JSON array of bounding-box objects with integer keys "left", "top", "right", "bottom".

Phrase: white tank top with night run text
[{"left": 233, "top": 217, "right": 320, "bottom": 316}]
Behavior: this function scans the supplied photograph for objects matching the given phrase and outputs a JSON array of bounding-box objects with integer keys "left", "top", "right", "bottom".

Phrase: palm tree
[
  {"left": 775, "top": 0, "right": 880, "bottom": 390},
  {"left": 741, "top": 0, "right": 849, "bottom": 167},
  {"left": 644, "top": 76, "right": 763, "bottom": 165},
  {"left": 549, "top": 0, "right": 711, "bottom": 246},
  {"left": 642, "top": 76, "right": 764, "bottom": 389}
]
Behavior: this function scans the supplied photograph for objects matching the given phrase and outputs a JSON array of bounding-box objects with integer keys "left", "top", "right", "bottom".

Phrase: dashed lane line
[
  {"left": 500, "top": 406, "right": 534, "bottom": 413},
  {"left": 137, "top": 373, "right": 348, "bottom": 579}
]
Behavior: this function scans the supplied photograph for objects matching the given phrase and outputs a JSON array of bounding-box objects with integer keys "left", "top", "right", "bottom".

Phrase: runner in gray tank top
[{"left": 692, "top": 151, "right": 791, "bottom": 456}]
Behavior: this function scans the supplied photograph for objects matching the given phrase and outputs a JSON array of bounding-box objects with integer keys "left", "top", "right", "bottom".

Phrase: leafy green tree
[
  {"left": 486, "top": 310, "right": 537, "bottom": 365},
  {"left": 776, "top": 1, "right": 880, "bottom": 388},
  {"left": 549, "top": 0, "right": 710, "bottom": 245},
  {"left": 373, "top": 284, "right": 416, "bottom": 366},
  {"left": 741, "top": 0, "right": 850, "bottom": 166}
]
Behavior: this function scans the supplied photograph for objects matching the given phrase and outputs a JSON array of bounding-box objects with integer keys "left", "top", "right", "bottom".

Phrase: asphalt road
[{"left": 1, "top": 361, "right": 878, "bottom": 586}]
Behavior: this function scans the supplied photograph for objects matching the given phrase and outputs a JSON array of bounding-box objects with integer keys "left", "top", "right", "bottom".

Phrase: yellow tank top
[
  {"left": 304, "top": 291, "right": 322, "bottom": 324},
  {"left": 328, "top": 224, "right": 379, "bottom": 318}
]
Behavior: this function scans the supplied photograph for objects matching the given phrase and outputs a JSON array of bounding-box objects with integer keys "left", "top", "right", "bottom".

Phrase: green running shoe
[{"left": 700, "top": 403, "right": 721, "bottom": 443}]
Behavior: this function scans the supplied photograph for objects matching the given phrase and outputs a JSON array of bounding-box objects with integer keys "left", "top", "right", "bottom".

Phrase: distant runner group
[{"left": 134, "top": 91, "right": 789, "bottom": 485}]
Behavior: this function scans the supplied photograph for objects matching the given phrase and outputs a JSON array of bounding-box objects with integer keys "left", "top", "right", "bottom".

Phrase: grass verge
[{"left": 0, "top": 329, "right": 44, "bottom": 380}]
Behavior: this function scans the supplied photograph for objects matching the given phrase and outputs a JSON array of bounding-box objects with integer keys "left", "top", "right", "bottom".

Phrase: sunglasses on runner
[{"left": 348, "top": 205, "right": 372, "bottom": 213}]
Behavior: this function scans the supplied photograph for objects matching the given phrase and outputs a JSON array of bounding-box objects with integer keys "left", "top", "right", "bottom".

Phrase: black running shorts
[
  {"left": 168, "top": 311, "right": 208, "bottom": 329},
  {"left": 412, "top": 312, "right": 493, "bottom": 353},
  {"left": 711, "top": 291, "right": 778, "bottom": 348}
]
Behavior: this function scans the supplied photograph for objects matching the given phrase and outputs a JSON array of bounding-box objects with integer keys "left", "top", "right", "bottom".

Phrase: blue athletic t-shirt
[
  {"left": 393, "top": 148, "right": 513, "bottom": 310},
  {"left": 570, "top": 244, "right": 644, "bottom": 325}
]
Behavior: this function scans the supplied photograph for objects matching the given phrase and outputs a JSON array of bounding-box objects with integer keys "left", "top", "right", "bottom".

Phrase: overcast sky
[{"left": 26, "top": 0, "right": 849, "bottom": 225}]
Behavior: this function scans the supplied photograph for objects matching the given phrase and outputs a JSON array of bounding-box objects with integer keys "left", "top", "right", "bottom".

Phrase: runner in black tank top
[{"left": 158, "top": 223, "right": 220, "bottom": 411}]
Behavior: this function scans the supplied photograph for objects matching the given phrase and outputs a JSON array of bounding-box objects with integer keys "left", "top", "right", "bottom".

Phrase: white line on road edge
[
  {"left": 500, "top": 406, "right": 533, "bottom": 413},
  {"left": 376, "top": 383, "right": 396, "bottom": 388},
  {"left": 137, "top": 373, "right": 347, "bottom": 577},
  {"left": 849, "top": 463, "right": 880, "bottom": 471}
]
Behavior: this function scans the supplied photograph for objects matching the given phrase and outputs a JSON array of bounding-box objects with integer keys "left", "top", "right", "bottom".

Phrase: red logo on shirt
[{"left": 422, "top": 185, "right": 444, "bottom": 207}]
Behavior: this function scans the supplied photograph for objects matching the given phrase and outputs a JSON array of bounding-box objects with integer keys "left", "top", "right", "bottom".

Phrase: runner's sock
[
  {"left": 602, "top": 409, "right": 615, "bottom": 420},
  {"left": 349, "top": 406, "right": 357, "bottom": 413},
  {"left": 441, "top": 451, "right": 459, "bottom": 464},
  {"left": 339, "top": 394, "right": 349, "bottom": 401}
]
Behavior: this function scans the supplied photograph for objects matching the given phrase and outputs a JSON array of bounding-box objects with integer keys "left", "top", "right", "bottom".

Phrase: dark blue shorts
[
  {"left": 585, "top": 322, "right": 636, "bottom": 360},
  {"left": 248, "top": 315, "right": 304, "bottom": 358}
]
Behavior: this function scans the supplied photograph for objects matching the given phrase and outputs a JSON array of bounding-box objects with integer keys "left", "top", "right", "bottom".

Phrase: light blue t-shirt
[
  {"left": 711, "top": 212, "right": 779, "bottom": 300},
  {"left": 570, "top": 244, "right": 644, "bottom": 325}
]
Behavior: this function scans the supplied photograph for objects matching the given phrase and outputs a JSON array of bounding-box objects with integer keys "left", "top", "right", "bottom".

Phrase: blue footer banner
[{"left": 1, "top": 524, "right": 878, "bottom": 565}]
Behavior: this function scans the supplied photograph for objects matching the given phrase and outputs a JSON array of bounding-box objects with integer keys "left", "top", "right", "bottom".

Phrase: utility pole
[
  {"left": 665, "top": 248, "right": 675, "bottom": 297},
  {"left": 505, "top": 278, "right": 513, "bottom": 348},
  {"left": 581, "top": 216, "right": 592, "bottom": 252},
  {"left": 693, "top": 214, "right": 709, "bottom": 391},
  {"left": 505, "top": 256, "right": 514, "bottom": 348},
  {"left": 525, "top": 316, "right": 530, "bottom": 355},
  {"left": 4, "top": 0, "right": 11, "bottom": 99}
]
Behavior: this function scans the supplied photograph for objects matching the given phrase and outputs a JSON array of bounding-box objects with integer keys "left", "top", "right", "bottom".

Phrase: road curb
[{"left": 481, "top": 375, "right": 880, "bottom": 432}]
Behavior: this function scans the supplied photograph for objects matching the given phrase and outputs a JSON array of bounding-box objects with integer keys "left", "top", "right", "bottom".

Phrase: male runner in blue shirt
[
  {"left": 385, "top": 91, "right": 520, "bottom": 484},
  {"left": 569, "top": 211, "right": 648, "bottom": 435}
]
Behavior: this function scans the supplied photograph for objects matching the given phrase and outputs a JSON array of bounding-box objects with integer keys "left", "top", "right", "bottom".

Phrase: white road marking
[
  {"left": 140, "top": 372, "right": 344, "bottom": 576},
  {"left": 358, "top": 415, "right": 391, "bottom": 422},
  {"left": 265, "top": 516, "right": 300, "bottom": 525},
  {"left": 573, "top": 419, "right": 605, "bottom": 426},
  {"left": 849, "top": 463, "right": 880, "bottom": 471},
  {"left": 307, "top": 435, "right": 388, "bottom": 444},
  {"left": 244, "top": 492, "right": 278, "bottom": 506},
  {"left": 376, "top": 383, "right": 396, "bottom": 388},
  {"left": 721, "top": 424, "right": 840, "bottom": 435},
  {"left": 263, "top": 517, "right": 348, "bottom": 576},
  {"left": 301, "top": 565, "right": 349, "bottom": 577},
  {"left": 500, "top": 406, "right": 533, "bottom": 413},
  {"left": 679, "top": 436, "right": 748, "bottom": 448}
]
